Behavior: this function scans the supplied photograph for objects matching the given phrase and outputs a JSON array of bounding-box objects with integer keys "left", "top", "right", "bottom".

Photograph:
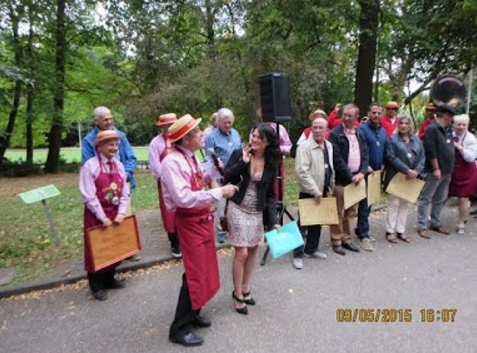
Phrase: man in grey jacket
[{"left": 293, "top": 117, "right": 335, "bottom": 269}]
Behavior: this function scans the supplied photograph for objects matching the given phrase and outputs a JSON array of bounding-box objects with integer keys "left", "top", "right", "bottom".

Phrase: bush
[{"left": 0, "top": 158, "right": 43, "bottom": 177}]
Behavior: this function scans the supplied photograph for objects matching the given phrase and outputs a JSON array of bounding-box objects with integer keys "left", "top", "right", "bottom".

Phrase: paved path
[{"left": 1, "top": 205, "right": 476, "bottom": 353}]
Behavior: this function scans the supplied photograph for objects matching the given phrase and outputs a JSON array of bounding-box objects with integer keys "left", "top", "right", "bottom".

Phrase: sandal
[
  {"left": 242, "top": 291, "right": 256, "bottom": 306},
  {"left": 396, "top": 233, "right": 411, "bottom": 243},
  {"left": 232, "top": 291, "right": 248, "bottom": 315},
  {"left": 386, "top": 232, "right": 398, "bottom": 243}
]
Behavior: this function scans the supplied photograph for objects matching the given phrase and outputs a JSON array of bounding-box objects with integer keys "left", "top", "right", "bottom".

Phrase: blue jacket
[
  {"left": 358, "top": 121, "right": 387, "bottom": 170},
  {"left": 82, "top": 126, "right": 137, "bottom": 190},
  {"left": 384, "top": 133, "right": 425, "bottom": 189}
]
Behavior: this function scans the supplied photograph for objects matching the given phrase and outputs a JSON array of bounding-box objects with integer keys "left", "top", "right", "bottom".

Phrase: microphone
[{"left": 207, "top": 148, "right": 224, "bottom": 176}]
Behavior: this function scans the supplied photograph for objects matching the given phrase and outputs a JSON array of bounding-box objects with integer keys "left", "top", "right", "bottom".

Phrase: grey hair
[
  {"left": 217, "top": 108, "right": 235, "bottom": 123},
  {"left": 397, "top": 113, "right": 415, "bottom": 135},
  {"left": 343, "top": 103, "right": 360, "bottom": 118},
  {"left": 94, "top": 106, "right": 111, "bottom": 122},
  {"left": 453, "top": 114, "right": 470, "bottom": 126}
]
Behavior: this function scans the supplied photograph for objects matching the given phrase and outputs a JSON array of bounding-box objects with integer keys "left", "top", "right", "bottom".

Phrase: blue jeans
[
  {"left": 355, "top": 195, "right": 370, "bottom": 239},
  {"left": 417, "top": 173, "right": 451, "bottom": 230}
]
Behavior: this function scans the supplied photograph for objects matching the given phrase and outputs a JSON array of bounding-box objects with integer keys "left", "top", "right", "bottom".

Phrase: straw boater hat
[
  {"left": 309, "top": 109, "right": 328, "bottom": 121},
  {"left": 94, "top": 130, "right": 122, "bottom": 146},
  {"left": 168, "top": 114, "right": 202, "bottom": 143},
  {"left": 156, "top": 113, "right": 177, "bottom": 126},
  {"left": 386, "top": 101, "right": 399, "bottom": 109},
  {"left": 426, "top": 103, "right": 437, "bottom": 111}
]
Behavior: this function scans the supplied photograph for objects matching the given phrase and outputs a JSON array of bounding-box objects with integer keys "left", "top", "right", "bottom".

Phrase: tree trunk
[
  {"left": 0, "top": 12, "right": 23, "bottom": 166},
  {"left": 26, "top": 5, "right": 35, "bottom": 165},
  {"left": 45, "top": 0, "right": 67, "bottom": 173},
  {"left": 354, "top": 0, "right": 380, "bottom": 119}
]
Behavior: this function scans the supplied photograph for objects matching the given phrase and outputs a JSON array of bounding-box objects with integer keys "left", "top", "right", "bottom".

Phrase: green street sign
[{"left": 19, "top": 184, "right": 61, "bottom": 204}]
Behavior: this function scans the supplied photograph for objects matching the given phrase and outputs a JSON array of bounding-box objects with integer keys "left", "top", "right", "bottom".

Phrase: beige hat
[
  {"left": 386, "top": 101, "right": 399, "bottom": 109},
  {"left": 168, "top": 114, "right": 202, "bottom": 142},
  {"left": 94, "top": 130, "right": 122, "bottom": 146},
  {"left": 156, "top": 113, "right": 177, "bottom": 126},
  {"left": 309, "top": 109, "right": 328, "bottom": 121}
]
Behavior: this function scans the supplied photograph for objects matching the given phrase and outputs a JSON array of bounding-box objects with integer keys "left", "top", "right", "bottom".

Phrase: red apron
[
  {"left": 448, "top": 144, "right": 477, "bottom": 197},
  {"left": 157, "top": 133, "right": 176, "bottom": 233},
  {"left": 84, "top": 156, "right": 124, "bottom": 273},
  {"left": 174, "top": 148, "right": 220, "bottom": 310}
]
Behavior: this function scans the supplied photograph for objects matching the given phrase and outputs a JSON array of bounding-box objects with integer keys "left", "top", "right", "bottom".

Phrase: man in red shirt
[
  {"left": 381, "top": 101, "right": 399, "bottom": 137},
  {"left": 417, "top": 103, "right": 437, "bottom": 140}
]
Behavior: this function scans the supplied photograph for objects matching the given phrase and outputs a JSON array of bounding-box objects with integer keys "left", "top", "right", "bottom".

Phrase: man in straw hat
[
  {"left": 381, "top": 101, "right": 400, "bottom": 137},
  {"left": 417, "top": 104, "right": 456, "bottom": 239},
  {"left": 79, "top": 130, "right": 130, "bottom": 301},
  {"left": 418, "top": 103, "right": 437, "bottom": 140},
  {"left": 161, "top": 114, "right": 238, "bottom": 347},
  {"left": 149, "top": 113, "right": 181, "bottom": 258},
  {"left": 82, "top": 106, "right": 140, "bottom": 261}
]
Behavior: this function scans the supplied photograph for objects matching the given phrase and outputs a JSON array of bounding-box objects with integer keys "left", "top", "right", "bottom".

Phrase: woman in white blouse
[{"left": 448, "top": 114, "right": 477, "bottom": 234}]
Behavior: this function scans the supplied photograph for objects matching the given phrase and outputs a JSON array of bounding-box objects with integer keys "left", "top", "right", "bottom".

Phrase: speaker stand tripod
[{"left": 260, "top": 122, "right": 295, "bottom": 266}]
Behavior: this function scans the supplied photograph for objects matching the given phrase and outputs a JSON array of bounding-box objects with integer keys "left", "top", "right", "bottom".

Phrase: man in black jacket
[
  {"left": 417, "top": 104, "right": 456, "bottom": 239},
  {"left": 328, "top": 104, "right": 369, "bottom": 255}
]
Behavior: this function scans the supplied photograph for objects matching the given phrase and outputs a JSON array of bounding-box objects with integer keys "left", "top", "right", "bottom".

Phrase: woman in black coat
[{"left": 223, "top": 123, "right": 281, "bottom": 315}]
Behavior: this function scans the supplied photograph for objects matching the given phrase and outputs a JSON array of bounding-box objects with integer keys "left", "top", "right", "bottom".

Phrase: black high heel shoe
[
  {"left": 242, "top": 291, "right": 256, "bottom": 306},
  {"left": 232, "top": 291, "right": 248, "bottom": 315}
]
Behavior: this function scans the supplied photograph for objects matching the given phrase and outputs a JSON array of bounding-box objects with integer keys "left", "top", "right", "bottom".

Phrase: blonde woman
[
  {"left": 448, "top": 114, "right": 477, "bottom": 234},
  {"left": 384, "top": 114, "right": 425, "bottom": 242}
]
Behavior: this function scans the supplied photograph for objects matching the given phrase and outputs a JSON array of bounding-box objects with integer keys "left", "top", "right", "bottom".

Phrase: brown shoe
[
  {"left": 418, "top": 229, "right": 430, "bottom": 239},
  {"left": 429, "top": 225, "right": 450, "bottom": 235}
]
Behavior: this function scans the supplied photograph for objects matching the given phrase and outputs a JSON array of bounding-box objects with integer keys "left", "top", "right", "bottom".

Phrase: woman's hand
[
  {"left": 114, "top": 213, "right": 125, "bottom": 224},
  {"left": 273, "top": 224, "right": 281, "bottom": 232},
  {"left": 242, "top": 145, "right": 252, "bottom": 163},
  {"left": 407, "top": 169, "right": 418, "bottom": 179},
  {"left": 101, "top": 217, "right": 112, "bottom": 227}
]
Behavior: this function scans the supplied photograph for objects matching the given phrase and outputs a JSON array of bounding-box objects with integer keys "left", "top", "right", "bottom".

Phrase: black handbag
[{"left": 219, "top": 200, "right": 229, "bottom": 232}]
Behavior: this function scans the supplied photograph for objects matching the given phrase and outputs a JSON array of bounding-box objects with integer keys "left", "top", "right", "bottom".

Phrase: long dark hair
[{"left": 252, "top": 123, "right": 281, "bottom": 170}]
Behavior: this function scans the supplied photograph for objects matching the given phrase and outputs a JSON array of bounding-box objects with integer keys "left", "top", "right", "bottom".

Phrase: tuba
[{"left": 429, "top": 75, "right": 466, "bottom": 110}]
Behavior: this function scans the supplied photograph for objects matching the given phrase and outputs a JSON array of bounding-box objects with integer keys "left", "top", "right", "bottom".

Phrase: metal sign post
[{"left": 19, "top": 184, "right": 62, "bottom": 246}]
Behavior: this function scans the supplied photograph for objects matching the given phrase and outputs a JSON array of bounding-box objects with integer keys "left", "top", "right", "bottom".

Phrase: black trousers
[
  {"left": 87, "top": 270, "right": 115, "bottom": 292},
  {"left": 169, "top": 273, "right": 201, "bottom": 337},
  {"left": 294, "top": 192, "right": 323, "bottom": 259},
  {"left": 167, "top": 232, "right": 180, "bottom": 248}
]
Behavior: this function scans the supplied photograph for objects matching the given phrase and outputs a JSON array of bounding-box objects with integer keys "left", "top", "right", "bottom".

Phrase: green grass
[
  {"left": 0, "top": 170, "right": 157, "bottom": 284},
  {"left": 5, "top": 147, "right": 150, "bottom": 164}
]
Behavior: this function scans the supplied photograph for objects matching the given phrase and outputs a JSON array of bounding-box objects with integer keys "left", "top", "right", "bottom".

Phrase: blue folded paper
[{"left": 264, "top": 221, "right": 304, "bottom": 259}]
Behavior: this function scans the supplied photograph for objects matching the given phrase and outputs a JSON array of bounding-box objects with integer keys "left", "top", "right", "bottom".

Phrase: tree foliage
[{"left": 1, "top": 0, "right": 477, "bottom": 170}]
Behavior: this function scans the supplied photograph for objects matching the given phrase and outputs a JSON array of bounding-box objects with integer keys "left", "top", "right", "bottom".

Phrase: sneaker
[
  {"left": 293, "top": 258, "right": 304, "bottom": 270},
  {"left": 171, "top": 245, "right": 182, "bottom": 258},
  {"left": 456, "top": 225, "right": 465, "bottom": 235},
  {"left": 304, "top": 251, "right": 328, "bottom": 259},
  {"left": 218, "top": 232, "right": 226, "bottom": 244},
  {"left": 127, "top": 254, "right": 141, "bottom": 262},
  {"left": 360, "top": 238, "right": 374, "bottom": 252}
]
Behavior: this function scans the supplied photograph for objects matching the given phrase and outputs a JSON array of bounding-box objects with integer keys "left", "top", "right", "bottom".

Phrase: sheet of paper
[
  {"left": 344, "top": 179, "right": 366, "bottom": 210},
  {"left": 264, "top": 221, "right": 304, "bottom": 259},
  {"left": 367, "top": 171, "right": 382, "bottom": 206},
  {"left": 298, "top": 197, "right": 339, "bottom": 226},
  {"left": 386, "top": 172, "right": 425, "bottom": 204}
]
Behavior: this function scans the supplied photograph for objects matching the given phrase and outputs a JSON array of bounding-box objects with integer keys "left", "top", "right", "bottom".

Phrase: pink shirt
[
  {"left": 79, "top": 154, "right": 130, "bottom": 221},
  {"left": 344, "top": 126, "right": 361, "bottom": 173},
  {"left": 148, "top": 133, "right": 172, "bottom": 180},
  {"left": 161, "top": 145, "right": 223, "bottom": 213}
]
